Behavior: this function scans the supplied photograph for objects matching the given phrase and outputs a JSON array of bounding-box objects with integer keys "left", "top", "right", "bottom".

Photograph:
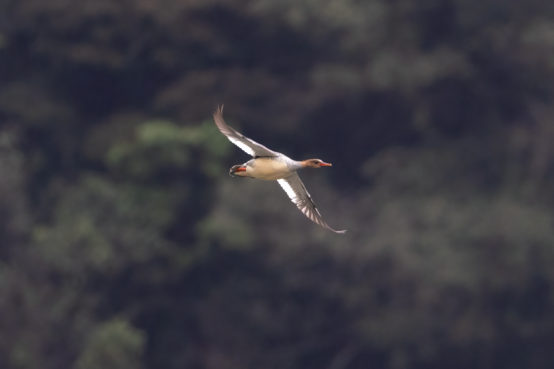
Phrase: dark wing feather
[
  {"left": 213, "top": 106, "right": 279, "bottom": 157},
  {"left": 277, "top": 173, "right": 346, "bottom": 234}
]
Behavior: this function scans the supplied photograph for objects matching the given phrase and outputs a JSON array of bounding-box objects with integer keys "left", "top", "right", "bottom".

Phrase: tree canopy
[{"left": 1, "top": 0, "right": 554, "bottom": 368}]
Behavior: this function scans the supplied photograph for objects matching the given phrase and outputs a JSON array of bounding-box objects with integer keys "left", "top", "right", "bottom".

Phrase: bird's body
[
  {"left": 213, "top": 106, "right": 346, "bottom": 234},
  {"left": 232, "top": 156, "right": 300, "bottom": 181}
]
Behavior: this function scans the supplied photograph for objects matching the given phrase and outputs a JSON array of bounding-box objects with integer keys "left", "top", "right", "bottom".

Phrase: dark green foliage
[
  {"left": 75, "top": 319, "right": 146, "bottom": 369},
  {"left": 1, "top": 0, "right": 554, "bottom": 368}
]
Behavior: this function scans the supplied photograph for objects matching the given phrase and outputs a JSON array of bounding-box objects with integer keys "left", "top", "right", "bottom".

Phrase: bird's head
[{"left": 301, "top": 159, "right": 333, "bottom": 168}]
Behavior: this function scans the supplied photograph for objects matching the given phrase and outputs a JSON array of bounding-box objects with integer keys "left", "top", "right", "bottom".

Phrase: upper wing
[
  {"left": 277, "top": 173, "right": 346, "bottom": 234},
  {"left": 213, "top": 106, "right": 279, "bottom": 158}
]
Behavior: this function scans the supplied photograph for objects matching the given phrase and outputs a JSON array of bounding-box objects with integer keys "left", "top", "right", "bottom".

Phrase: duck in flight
[{"left": 213, "top": 106, "right": 346, "bottom": 234}]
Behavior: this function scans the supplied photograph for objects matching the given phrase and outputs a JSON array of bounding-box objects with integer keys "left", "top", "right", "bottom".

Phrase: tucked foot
[{"left": 229, "top": 165, "right": 247, "bottom": 177}]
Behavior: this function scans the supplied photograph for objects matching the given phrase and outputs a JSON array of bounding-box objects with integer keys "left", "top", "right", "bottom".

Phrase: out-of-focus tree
[{"left": 1, "top": 0, "right": 554, "bottom": 368}]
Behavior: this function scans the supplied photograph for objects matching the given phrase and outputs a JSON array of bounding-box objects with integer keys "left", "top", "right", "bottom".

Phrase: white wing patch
[
  {"left": 277, "top": 178, "right": 299, "bottom": 203},
  {"left": 228, "top": 137, "right": 256, "bottom": 157},
  {"left": 277, "top": 173, "right": 346, "bottom": 234}
]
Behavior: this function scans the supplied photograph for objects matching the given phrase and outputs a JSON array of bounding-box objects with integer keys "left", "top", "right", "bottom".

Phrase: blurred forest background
[{"left": 1, "top": 0, "right": 554, "bottom": 368}]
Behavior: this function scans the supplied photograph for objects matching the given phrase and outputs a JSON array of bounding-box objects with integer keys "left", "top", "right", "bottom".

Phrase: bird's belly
[{"left": 248, "top": 159, "right": 291, "bottom": 180}]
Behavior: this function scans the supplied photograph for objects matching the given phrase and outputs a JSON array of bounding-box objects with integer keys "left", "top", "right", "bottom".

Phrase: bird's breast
[{"left": 247, "top": 157, "right": 293, "bottom": 180}]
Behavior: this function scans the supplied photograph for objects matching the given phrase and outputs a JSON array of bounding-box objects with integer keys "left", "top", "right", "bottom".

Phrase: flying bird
[{"left": 213, "top": 106, "right": 346, "bottom": 234}]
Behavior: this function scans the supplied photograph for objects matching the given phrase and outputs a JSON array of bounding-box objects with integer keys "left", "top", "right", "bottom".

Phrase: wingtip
[
  {"left": 213, "top": 104, "right": 224, "bottom": 117},
  {"left": 334, "top": 229, "right": 347, "bottom": 234}
]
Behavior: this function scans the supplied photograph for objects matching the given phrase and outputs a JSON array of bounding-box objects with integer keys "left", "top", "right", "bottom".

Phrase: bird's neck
[{"left": 287, "top": 159, "right": 304, "bottom": 171}]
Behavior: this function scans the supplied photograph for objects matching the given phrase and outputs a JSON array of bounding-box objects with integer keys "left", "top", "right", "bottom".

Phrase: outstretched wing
[
  {"left": 277, "top": 173, "right": 346, "bottom": 234},
  {"left": 213, "top": 106, "right": 279, "bottom": 158}
]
